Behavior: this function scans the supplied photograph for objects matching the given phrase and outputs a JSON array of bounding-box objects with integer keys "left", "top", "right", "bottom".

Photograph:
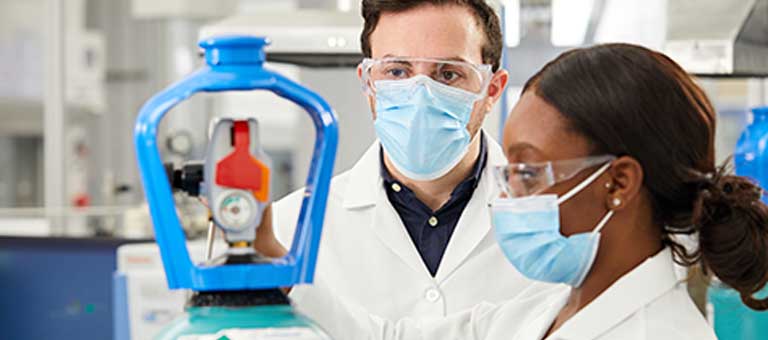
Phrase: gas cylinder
[
  {"left": 134, "top": 35, "right": 338, "bottom": 339},
  {"left": 709, "top": 105, "right": 768, "bottom": 340}
]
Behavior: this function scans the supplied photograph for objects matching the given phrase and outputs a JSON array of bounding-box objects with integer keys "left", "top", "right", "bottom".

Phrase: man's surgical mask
[{"left": 360, "top": 57, "right": 492, "bottom": 180}]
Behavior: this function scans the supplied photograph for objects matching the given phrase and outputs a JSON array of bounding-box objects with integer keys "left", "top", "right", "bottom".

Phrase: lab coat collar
[
  {"left": 341, "top": 132, "right": 508, "bottom": 278},
  {"left": 342, "top": 131, "right": 506, "bottom": 210},
  {"left": 342, "top": 141, "right": 381, "bottom": 209},
  {"left": 435, "top": 134, "right": 507, "bottom": 282},
  {"left": 550, "top": 248, "right": 681, "bottom": 340}
]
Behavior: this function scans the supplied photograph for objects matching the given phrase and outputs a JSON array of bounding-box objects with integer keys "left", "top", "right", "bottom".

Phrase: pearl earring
[
  {"left": 612, "top": 197, "right": 622, "bottom": 207},
  {"left": 605, "top": 182, "right": 612, "bottom": 189}
]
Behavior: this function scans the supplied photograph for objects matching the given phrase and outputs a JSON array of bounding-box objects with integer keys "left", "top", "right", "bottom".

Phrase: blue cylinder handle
[{"left": 134, "top": 36, "right": 338, "bottom": 291}]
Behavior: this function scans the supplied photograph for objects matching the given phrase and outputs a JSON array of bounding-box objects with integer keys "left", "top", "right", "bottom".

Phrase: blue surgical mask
[
  {"left": 374, "top": 75, "right": 483, "bottom": 181},
  {"left": 490, "top": 162, "right": 614, "bottom": 287}
]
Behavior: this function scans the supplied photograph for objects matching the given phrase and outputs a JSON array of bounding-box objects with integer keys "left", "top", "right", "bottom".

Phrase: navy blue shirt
[{"left": 381, "top": 134, "right": 488, "bottom": 276}]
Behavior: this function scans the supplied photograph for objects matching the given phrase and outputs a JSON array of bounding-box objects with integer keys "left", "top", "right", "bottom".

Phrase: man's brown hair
[{"left": 360, "top": 0, "right": 503, "bottom": 71}]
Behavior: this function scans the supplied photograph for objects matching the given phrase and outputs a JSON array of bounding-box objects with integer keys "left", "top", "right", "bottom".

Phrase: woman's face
[{"left": 502, "top": 91, "right": 613, "bottom": 236}]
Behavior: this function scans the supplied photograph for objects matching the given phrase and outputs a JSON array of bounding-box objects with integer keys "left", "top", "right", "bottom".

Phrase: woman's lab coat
[{"left": 293, "top": 248, "right": 718, "bottom": 340}]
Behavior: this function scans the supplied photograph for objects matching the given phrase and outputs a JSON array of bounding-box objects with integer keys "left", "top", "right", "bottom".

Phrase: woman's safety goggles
[
  {"left": 492, "top": 155, "right": 616, "bottom": 198},
  {"left": 360, "top": 57, "right": 493, "bottom": 96}
]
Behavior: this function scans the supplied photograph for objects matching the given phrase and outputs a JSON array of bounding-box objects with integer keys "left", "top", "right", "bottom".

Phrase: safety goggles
[
  {"left": 492, "top": 155, "right": 616, "bottom": 198},
  {"left": 360, "top": 57, "right": 494, "bottom": 96}
]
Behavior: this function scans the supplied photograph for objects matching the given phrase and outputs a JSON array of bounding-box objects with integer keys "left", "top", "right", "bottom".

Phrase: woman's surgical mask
[
  {"left": 490, "top": 155, "right": 616, "bottom": 287},
  {"left": 360, "top": 57, "right": 493, "bottom": 180}
]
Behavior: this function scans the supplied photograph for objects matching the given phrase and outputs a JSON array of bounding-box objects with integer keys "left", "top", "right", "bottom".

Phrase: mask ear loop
[
  {"left": 569, "top": 207, "right": 615, "bottom": 288},
  {"left": 556, "top": 161, "right": 613, "bottom": 205},
  {"left": 592, "top": 209, "right": 615, "bottom": 234}
]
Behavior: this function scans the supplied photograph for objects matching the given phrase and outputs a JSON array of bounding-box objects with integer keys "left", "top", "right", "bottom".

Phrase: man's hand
[{"left": 254, "top": 205, "right": 289, "bottom": 258}]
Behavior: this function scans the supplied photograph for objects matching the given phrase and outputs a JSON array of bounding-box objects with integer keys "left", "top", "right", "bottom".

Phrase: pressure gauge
[{"left": 214, "top": 189, "right": 257, "bottom": 231}]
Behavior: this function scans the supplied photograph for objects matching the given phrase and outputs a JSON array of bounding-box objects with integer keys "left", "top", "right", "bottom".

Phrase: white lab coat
[
  {"left": 273, "top": 132, "right": 533, "bottom": 320},
  {"left": 293, "top": 248, "right": 718, "bottom": 340}
]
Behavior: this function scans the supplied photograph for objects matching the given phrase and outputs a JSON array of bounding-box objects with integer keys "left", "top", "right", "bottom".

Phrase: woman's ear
[{"left": 604, "top": 156, "right": 644, "bottom": 210}]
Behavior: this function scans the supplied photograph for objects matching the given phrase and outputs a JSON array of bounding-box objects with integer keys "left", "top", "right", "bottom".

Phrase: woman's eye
[{"left": 514, "top": 168, "right": 540, "bottom": 180}]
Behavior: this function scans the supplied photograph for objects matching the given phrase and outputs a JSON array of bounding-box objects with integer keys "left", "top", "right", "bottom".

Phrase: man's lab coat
[{"left": 273, "top": 133, "right": 532, "bottom": 320}]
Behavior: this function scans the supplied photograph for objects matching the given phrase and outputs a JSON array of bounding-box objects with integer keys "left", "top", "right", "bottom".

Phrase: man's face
[{"left": 361, "top": 4, "right": 508, "bottom": 138}]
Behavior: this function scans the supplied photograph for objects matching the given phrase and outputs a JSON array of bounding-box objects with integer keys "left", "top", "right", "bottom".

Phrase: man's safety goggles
[
  {"left": 360, "top": 57, "right": 493, "bottom": 95},
  {"left": 492, "top": 155, "right": 616, "bottom": 198}
]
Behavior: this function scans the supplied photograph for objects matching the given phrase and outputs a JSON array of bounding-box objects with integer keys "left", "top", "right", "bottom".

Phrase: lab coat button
[{"left": 425, "top": 288, "right": 441, "bottom": 302}]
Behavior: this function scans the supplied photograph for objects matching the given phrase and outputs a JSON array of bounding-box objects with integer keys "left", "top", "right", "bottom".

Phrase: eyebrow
[
  {"left": 505, "top": 142, "right": 542, "bottom": 159},
  {"left": 442, "top": 56, "right": 472, "bottom": 63},
  {"left": 380, "top": 54, "right": 472, "bottom": 63}
]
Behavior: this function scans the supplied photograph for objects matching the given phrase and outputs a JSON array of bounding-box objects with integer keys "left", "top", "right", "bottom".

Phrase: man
[{"left": 257, "top": 0, "right": 531, "bottom": 320}]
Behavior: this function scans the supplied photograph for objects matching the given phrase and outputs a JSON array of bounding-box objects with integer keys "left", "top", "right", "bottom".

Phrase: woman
[{"left": 263, "top": 43, "right": 768, "bottom": 340}]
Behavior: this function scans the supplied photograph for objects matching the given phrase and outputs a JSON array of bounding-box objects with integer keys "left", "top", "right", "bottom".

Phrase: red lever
[{"left": 215, "top": 121, "right": 270, "bottom": 202}]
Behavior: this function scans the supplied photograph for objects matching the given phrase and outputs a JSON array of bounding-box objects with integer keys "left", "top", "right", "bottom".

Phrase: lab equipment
[
  {"left": 0, "top": 236, "right": 140, "bottom": 339},
  {"left": 200, "top": 10, "right": 363, "bottom": 67},
  {"left": 114, "top": 241, "right": 226, "bottom": 340},
  {"left": 713, "top": 105, "right": 768, "bottom": 340},
  {"left": 664, "top": 0, "right": 768, "bottom": 77},
  {"left": 134, "top": 35, "right": 337, "bottom": 339},
  {"left": 735, "top": 106, "right": 768, "bottom": 200},
  {"left": 707, "top": 281, "right": 768, "bottom": 340}
]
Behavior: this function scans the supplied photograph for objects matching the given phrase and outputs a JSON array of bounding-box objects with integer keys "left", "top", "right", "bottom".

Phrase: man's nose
[{"left": 411, "top": 63, "right": 438, "bottom": 78}]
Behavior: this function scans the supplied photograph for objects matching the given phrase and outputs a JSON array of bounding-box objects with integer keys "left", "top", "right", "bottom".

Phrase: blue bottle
[
  {"left": 735, "top": 106, "right": 768, "bottom": 201},
  {"left": 134, "top": 35, "right": 338, "bottom": 339},
  {"left": 710, "top": 105, "right": 768, "bottom": 340}
]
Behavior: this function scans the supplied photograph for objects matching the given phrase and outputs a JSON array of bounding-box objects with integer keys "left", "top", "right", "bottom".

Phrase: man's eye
[
  {"left": 386, "top": 68, "right": 408, "bottom": 78},
  {"left": 436, "top": 65, "right": 467, "bottom": 84},
  {"left": 440, "top": 71, "right": 459, "bottom": 82}
]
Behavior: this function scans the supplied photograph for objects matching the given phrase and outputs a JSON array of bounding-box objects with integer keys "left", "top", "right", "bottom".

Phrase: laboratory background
[{"left": 0, "top": 0, "right": 766, "bottom": 339}]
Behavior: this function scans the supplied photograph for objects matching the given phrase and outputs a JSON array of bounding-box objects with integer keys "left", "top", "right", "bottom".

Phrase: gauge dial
[{"left": 216, "top": 190, "right": 254, "bottom": 230}]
